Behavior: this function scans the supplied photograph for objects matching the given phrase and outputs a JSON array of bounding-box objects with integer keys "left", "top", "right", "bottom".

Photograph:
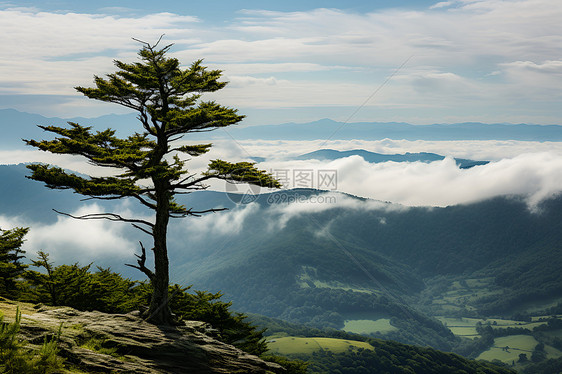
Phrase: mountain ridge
[
  {"left": 294, "top": 148, "right": 490, "bottom": 168},
  {"left": 2, "top": 108, "right": 562, "bottom": 148}
]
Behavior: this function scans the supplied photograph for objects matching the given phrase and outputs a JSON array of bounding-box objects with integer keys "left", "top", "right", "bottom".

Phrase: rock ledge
[{"left": 1, "top": 300, "right": 284, "bottom": 373}]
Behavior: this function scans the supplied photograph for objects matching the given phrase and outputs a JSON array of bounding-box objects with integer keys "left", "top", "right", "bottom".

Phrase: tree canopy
[{"left": 25, "top": 38, "right": 279, "bottom": 324}]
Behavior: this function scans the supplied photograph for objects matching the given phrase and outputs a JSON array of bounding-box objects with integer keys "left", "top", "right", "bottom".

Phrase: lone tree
[{"left": 25, "top": 39, "right": 280, "bottom": 325}]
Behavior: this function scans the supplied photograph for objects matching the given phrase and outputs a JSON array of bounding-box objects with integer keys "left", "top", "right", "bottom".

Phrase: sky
[{"left": 1, "top": 0, "right": 561, "bottom": 125}]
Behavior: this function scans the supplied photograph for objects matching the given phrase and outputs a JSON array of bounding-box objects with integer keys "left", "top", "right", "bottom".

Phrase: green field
[
  {"left": 438, "top": 316, "right": 549, "bottom": 339},
  {"left": 437, "top": 317, "right": 480, "bottom": 338},
  {"left": 343, "top": 318, "right": 398, "bottom": 335},
  {"left": 267, "top": 336, "right": 373, "bottom": 355},
  {"left": 531, "top": 314, "right": 562, "bottom": 322},
  {"left": 477, "top": 335, "right": 538, "bottom": 363},
  {"left": 476, "top": 335, "right": 562, "bottom": 364},
  {"left": 427, "top": 277, "right": 503, "bottom": 314}
]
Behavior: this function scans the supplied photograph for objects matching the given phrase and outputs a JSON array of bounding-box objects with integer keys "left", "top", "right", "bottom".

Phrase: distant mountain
[
  {"left": 0, "top": 163, "right": 83, "bottom": 222},
  {"left": 295, "top": 149, "right": 489, "bottom": 168},
  {"left": 227, "top": 118, "right": 562, "bottom": 141},
  {"left": 0, "top": 108, "right": 139, "bottom": 149},
  {"left": 2, "top": 109, "right": 562, "bottom": 149}
]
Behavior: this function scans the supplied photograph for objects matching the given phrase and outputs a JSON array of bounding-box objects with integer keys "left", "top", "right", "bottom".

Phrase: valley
[{"left": 2, "top": 163, "right": 562, "bottom": 372}]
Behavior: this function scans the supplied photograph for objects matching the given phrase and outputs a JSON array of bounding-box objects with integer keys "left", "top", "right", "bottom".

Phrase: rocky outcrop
[{"left": 1, "top": 300, "right": 284, "bottom": 373}]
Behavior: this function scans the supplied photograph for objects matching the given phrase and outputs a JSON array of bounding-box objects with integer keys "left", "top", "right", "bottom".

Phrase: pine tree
[
  {"left": 25, "top": 38, "right": 279, "bottom": 324},
  {"left": 0, "top": 227, "right": 28, "bottom": 298}
]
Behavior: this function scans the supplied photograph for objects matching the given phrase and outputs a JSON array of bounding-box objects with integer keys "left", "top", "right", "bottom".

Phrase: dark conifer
[{"left": 0, "top": 227, "right": 28, "bottom": 297}]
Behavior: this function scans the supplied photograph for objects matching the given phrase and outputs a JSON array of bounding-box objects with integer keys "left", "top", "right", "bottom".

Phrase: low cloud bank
[
  {"left": 3, "top": 139, "right": 561, "bottom": 208},
  {"left": 257, "top": 152, "right": 562, "bottom": 207},
  {"left": 0, "top": 203, "right": 140, "bottom": 264},
  {"left": 180, "top": 202, "right": 260, "bottom": 238}
]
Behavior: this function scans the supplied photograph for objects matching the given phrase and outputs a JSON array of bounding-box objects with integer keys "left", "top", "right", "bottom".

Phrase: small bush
[{"left": 0, "top": 307, "right": 64, "bottom": 373}]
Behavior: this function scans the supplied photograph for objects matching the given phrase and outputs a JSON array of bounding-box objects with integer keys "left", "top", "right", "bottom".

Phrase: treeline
[
  {"left": 249, "top": 314, "right": 514, "bottom": 374},
  {"left": 290, "top": 339, "right": 514, "bottom": 374},
  {"left": 474, "top": 241, "right": 562, "bottom": 316},
  {"left": 522, "top": 357, "right": 562, "bottom": 374}
]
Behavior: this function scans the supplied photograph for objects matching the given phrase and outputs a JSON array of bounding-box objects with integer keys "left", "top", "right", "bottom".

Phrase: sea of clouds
[{"left": 2, "top": 137, "right": 562, "bottom": 265}]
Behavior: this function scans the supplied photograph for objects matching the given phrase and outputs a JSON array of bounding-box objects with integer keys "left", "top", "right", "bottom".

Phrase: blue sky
[{"left": 1, "top": 0, "right": 561, "bottom": 125}]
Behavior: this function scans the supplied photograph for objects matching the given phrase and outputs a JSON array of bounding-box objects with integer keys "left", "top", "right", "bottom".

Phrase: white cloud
[
  {"left": 266, "top": 192, "right": 405, "bottom": 230},
  {"left": 258, "top": 152, "right": 562, "bottom": 207},
  {"left": 182, "top": 202, "right": 259, "bottom": 237},
  {"left": 499, "top": 59, "right": 562, "bottom": 99},
  {"left": 225, "top": 138, "right": 562, "bottom": 162},
  {"left": 210, "top": 62, "right": 346, "bottom": 75},
  {"left": 2, "top": 2, "right": 561, "bottom": 122},
  {"left": 0, "top": 203, "right": 138, "bottom": 263},
  {"left": 207, "top": 149, "right": 562, "bottom": 229},
  {"left": 4, "top": 138, "right": 562, "bottom": 209},
  {"left": 430, "top": 1, "right": 456, "bottom": 9},
  {"left": 0, "top": 9, "right": 199, "bottom": 96}
]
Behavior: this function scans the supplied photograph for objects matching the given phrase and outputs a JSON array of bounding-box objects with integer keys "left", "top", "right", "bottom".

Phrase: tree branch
[
  {"left": 131, "top": 223, "right": 154, "bottom": 236},
  {"left": 125, "top": 241, "right": 154, "bottom": 280},
  {"left": 53, "top": 209, "right": 154, "bottom": 229},
  {"left": 169, "top": 207, "right": 228, "bottom": 218},
  {"left": 172, "top": 174, "right": 214, "bottom": 189}
]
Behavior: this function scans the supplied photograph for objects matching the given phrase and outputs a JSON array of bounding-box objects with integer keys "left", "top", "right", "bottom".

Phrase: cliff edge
[{"left": 1, "top": 299, "right": 284, "bottom": 373}]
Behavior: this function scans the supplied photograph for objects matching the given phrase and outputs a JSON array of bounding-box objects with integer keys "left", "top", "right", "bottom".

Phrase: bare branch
[
  {"left": 132, "top": 223, "right": 154, "bottom": 236},
  {"left": 172, "top": 172, "right": 197, "bottom": 186},
  {"left": 172, "top": 174, "right": 214, "bottom": 189},
  {"left": 168, "top": 135, "right": 183, "bottom": 143},
  {"left": 79, "top": 193, "right": 156, "bottom": 211},
  {"left": 132, "top": 34, "right": 166, "bottom": 50},
  {"left": 169, "top": 207, "right": 228, "bottom": 218},
  {"left": 131, "top": 194, "right": 157, "bottom": 210},
  {"left": 53, "top": 209, "right": 154, "bottom": 228},
  {"left": 125, "top": 241, "right": 154, "bottom": 280},
  {"left": 80, "top": 196, "right": 124, "bottom": 202},
  {"left": 138, "top": 110, "right": 156, "bottom": 135}
]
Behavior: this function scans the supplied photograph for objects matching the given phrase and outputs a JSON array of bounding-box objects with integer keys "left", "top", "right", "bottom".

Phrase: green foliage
[
  {"left": 79, "top": 336, "right": 121, "bottom": 358},
  {"left": 251, "top": 314, "right": 514, "bottom": 373},
  {"left": 0, "top": 227, "right": 28, "bottom": 298},
  {"left": 523, "top": 356, "right": 562, "bottom": 374},
  {"left": 172, "top": 287, "right": 268, "bottom": 355},
  {"left": 206, "top": 160, "right": 281, "bottom": 188},
  {"left": 24, "top": 252, "right": 142, "bottom": 313},
  {"left": 531, "top": 342, "right": 547, "bottom": 363},
  {"left": 0, "top": 307, "right": 64, "bottom": 373}
]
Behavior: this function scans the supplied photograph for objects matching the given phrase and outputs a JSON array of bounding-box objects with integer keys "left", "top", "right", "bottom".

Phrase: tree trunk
[{"left": 146, "top": 180, "right": 173, "bottom": 325}]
